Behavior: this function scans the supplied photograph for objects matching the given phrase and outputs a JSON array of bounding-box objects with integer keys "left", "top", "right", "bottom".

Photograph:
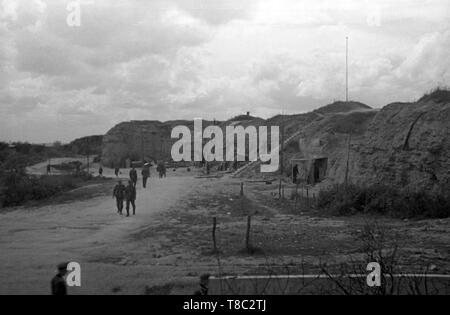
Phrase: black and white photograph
[{"left": 0, "top": 0, "right": 449, "bottom": 299}]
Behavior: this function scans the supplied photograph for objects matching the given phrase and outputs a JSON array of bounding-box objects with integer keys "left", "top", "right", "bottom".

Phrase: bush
[
  {"left": 1, "top": 173, "right": 79, "bottom": 208},
  {"left": 318, "top": 184, "right": 450, "bottom": 219}
]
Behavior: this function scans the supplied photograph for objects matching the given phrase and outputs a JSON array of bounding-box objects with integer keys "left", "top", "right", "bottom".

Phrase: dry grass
[{"left": 317, "top": 183, "right": 450, "bottom": 219}]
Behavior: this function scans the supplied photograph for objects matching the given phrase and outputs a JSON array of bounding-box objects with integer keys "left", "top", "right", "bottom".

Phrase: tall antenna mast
[
  {"left": 346, "top": 36, "right": 349, "bottom": 102},
  {"left": 141, "top": 127, "right": 145, "bottom": 164},
  {"left": 280, "top": 104, "right": 285, "bottom": 176}
]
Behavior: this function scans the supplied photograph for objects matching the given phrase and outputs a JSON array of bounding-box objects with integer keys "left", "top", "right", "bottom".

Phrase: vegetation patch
[
  {"left": 0, "top": 172, "right": 98, "bottom": 208},
  {"left": 318, "top": 184, "right": 450, "bottom": 219}
]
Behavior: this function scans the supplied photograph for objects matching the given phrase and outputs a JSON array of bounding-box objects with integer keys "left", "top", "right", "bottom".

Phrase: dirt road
[
  {"left": 0, "top": 171, "right": 200, "bottom": 295},
  {"left": 1, "top": 168, "right": 448, "bottom": 295}
]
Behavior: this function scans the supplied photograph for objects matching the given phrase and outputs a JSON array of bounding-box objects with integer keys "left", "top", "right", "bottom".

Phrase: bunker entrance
[
  {"left": 291, "top": 157, "right": 328, "bottom": 185},
  {"left": 312, "top": 158, "right": 328, "bottom": 184}
]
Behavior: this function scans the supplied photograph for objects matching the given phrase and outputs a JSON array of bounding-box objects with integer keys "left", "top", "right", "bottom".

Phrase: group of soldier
[
  {"left": 112, "top": 164, "right": 151, "bottom": 217},
  {"left": 112, "top": 179, "right": 136, "bottom": 217}
]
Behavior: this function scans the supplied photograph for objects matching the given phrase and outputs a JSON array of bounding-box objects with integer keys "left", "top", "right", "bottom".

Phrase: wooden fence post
[
  {"left": 301, "top": 186, "right": 304, "bottom": 206},
  {"left": 240, "top": 182, "right": 245, "bottom": 216},
  {"left": 318, "top": 189, "right": 321, "bottom": 208},
  {"left": 306, "top": 186, "right": 310, "bottom": 209},
  {"left": 212, "top": 217, "right": 218, "bottom": 252},
  {"left": 279, "top": 179, "right": 282, "bottom": 199},
  {"left": 246, "top": 216, "right": 252, "bottom": 252}
]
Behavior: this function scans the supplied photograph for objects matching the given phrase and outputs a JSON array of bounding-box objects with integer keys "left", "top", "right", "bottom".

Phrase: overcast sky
[{"left": 0, "top": 0, "right": 449, "bottom": 143}]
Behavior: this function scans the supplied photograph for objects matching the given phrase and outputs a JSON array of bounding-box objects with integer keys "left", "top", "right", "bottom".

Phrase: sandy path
[{"left": 0, "top": 173, "right": 198, "bottom": 295}]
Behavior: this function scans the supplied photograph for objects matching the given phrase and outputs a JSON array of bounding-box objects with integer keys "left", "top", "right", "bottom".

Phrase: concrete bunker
[{"left": 291, "top": 157, "right": 328, "bottom": 185}]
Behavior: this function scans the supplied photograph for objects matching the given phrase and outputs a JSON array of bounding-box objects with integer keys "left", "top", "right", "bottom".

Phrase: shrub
[
  {"left": 318, "top": 184, "right": 450, "bottom": 219},
  {"left": 1, "top": 173, "right": 79, "bottom": 207}
]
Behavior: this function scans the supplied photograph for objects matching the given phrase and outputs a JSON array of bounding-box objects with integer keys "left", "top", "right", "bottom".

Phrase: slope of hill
[
  {"left": 351, "top": 90, "right": 450, "bottom": 193},
  {"left": 233, "top": 92, "right": 450, "bottom": 193},
  {"left": 101, "top": 102, "right": 372, "bottom": 168},
  {"left": 66, "top": 135, "right": 103, "bottom": 156},
  {"left": 100, "top": 91, "right": 449, "bottom": 193},
  {"left": 101, "top": 120, "right": 218, "bottom": 167},
  {"left": 313, "top": 101, "right": 372, "bottom": 115}
]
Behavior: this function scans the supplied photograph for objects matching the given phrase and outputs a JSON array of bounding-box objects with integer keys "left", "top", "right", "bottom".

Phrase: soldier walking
[
  {"left": 156, "top": 163, "right": 162, "bottom": 179},
  {"left": 161, "top": 162, "right": 167, "bottom": 178},
  {"left": 113, "top": 180, "right": 125, "bottom": 215},
  {"left": 142, "top": 164, "right": 150, "bottom": 188},
  {"left": 125, "top": 180, "right": 137, "bottom": 217},
  {"left": 129, "top": 167, "right": 138, "bottom": 187}
]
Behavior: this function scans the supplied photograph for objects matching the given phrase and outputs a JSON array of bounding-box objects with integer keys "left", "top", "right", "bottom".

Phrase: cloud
[
  {"left": 394, "top": 30, "right": 450, "bottom": 85},
  {"left": 0, "top": 0, "right": 449, "bottom": 142},
  {"left": 171, "top": 0, "right": 259, "bottom": 25}
]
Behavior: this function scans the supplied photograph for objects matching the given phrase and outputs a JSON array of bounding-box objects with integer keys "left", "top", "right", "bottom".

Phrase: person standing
[
  {"left": 293, "top": 164, "right": 299, "bottom": 184},
  {"left": 125, "top": 180, "right": 137, "bottom": 217},
  {"left": 193, "top": 274, "right": 210, "bottom": 296},
  {"left": 156, "top": 163, "right": 162, "bottom": 179},
  {"left": 162, "top": 163, "right": 167, "bottom": 178},
  {"left": 113, "top": 180, "right": 125, "bottom": 215},
  {"left": 114, "top": 167, "right": 120, "bottom": 177},
  {"left": 129, "top": 167, "right": 138, "bottom": 187},
  {"left": 142, "top": 164, "right": 150, "bottom": 188},
  {"left": 51, "top": 262, "right": 68, "bottom": 295},
  {"left": 99, "top": 166, "right": 103, "bottom": 177}
]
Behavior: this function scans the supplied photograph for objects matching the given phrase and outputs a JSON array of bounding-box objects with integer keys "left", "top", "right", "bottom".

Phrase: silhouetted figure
[
  {"left": 293, "top": 164, "right": 299, "bottom": 184},
  {"left": 156, "top": 163, "right": 162, "bottom": 179},
  {"left": 99, "top": 166, "right": 103, "bottom": 177},
  {"left": 113, "top": 180, "right": 126, "bottom": 215},
  {"left": 114, "top": 167, "right": 120, "bottom": 177},
  {"left": 51, "top": 262, "right": 68, "bottom": 296},
  {"left": 46, "top": 164, "right": 51, "bottom": 175},
  {"left": 162, "top": 163, "right": 167, "bottom": 178},
  {"left": 129, "top": 167, "right": 138, "bottom": 186},
  {"left": 194, "top": 274, "right": 210, "bottom": 296},
  {"left": 157, "top": 162, "right": 167, "bottom": 179},
  {"left": 142, "top": 165, "right": 150, "bottom": 188},
  {"left": 125, "top": 180, "right": 136, "bottom": 217}
]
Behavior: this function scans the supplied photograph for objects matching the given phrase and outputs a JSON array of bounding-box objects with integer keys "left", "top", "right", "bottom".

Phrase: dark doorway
[{"left": 312, "top": 158, "right": 328, "bottom": 183}]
